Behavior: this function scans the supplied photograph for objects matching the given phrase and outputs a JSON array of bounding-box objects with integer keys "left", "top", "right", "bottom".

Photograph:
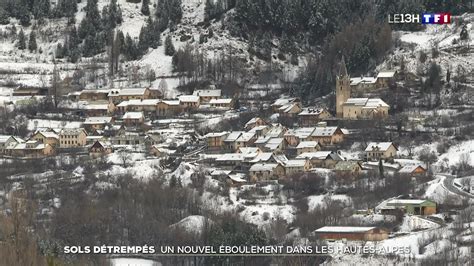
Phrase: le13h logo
[{"left": 388, "top": 13, "right": 451, "bottom": 24}]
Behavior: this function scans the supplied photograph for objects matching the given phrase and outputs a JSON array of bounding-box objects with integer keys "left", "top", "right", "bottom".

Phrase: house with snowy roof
[
  {"left": 193, "top": 89, "right": 221, "bottom": 102},
  {"left": 296, "top": 141, "right": 321, "bottom": 155},
  {"left": 244, "top": 117, "right": 267, "bottom": 130},
  {"left": 89, "top": 140, "right": 113, "bottom": 158},
  {"left": 122, "top": 112, "right": 145, "bottom": 126},
  {"left": 83, "top": 116, "right": 114, "bottom": 131},
  {"left": 298, "top": 107, "right": 332, "bottom": 126},
  {"left": 8, "top": 140, "right": 55, "bottom": 158},
  {"left": 365, "top": 142, "right": 398, "bottom": 161},
  {"left": 179, "top": 95, "right": 200, "bottom": 109},
  {"left": 30, "top": 131, "right": 60, "bottom": 147},
  {"left": 296, "top": 151, "right": 343, "bottom": 168},
  {"left": 249, "top": 162, "right": 285, "bottom": 181},
  {"left": 308, "top": 126, "right": 345, "bottom": 145},
  {"left": 284, "top": 159, "right": 312, "bottom": 176},
  {"left": 376, "top": 70, "right": 397, "bottom": 88}
]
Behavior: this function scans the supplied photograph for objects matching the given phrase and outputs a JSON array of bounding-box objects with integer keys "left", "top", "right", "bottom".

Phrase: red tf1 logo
[{"left": 388, "top": 13, "right": 451, "bottom": 24}]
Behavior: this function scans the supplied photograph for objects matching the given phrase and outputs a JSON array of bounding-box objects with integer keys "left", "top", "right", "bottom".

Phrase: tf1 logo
[{"left": 388, "top": 13, "right": 451, "bottom": 24}]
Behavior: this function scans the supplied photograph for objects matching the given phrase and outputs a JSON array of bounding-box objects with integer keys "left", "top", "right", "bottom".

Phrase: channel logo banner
[{"left": 422, "top": 13, "right": 451, "bottom": 24}]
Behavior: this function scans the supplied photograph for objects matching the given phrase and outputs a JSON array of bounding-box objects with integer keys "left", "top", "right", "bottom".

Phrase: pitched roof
[
  {"left": 117, "top": 99, "right": 160, "bottom": 107},
  {"left": 61, "top": 128, "right": 86, "bottom": 136},
  {"left": 205, "top": 131, "right": 229, "bottom": 138},
  {"left": 122, "top": 112, "right": 144, "bottom": 120},
  {"left": 216, "top": 153, "right": 244, "bottom": 162},
  {"left": 179, "top": 95, "right": 200, "bottom": 102},
  {"left": 284, "top": 127, "right": 315, "bottom": 139},
  {"left": 249, "top": 152, "right": 273, "bottom": 163},
  {"left": 296, "top": 141, "right": 319, "bottom": 149},
  {"left": 285, "top": 160, "right": 308, "bottom": 168},
  {"left": 314, "top": 226, "right": 376, "bottom": 233},
  {"left": 264, "top": 138, "right": 285, "bottom": 150},
  {"left": 377, "top": 71, "right": 396, "bottom": 78},
  {"left": 399, "top": 164, "right": 425, "bottom": 174},
  {"left": 311, "top": 127, "right": 341, "bottom": 137},
  {"left": 193, "top": 89, "right": 221, "bottom": 97},
  {"left": 335, "top": 161, "right": 361, "bottom": 171},
  {"left": 116, "top": 88, "right": 148, "bottom": 96},
  {"left": 36, "top": 131, "right": 59, "bottom": 139},
  {"left": 297, "top": 151, "right": 333, "bottom": 160},
  {"left": 386, "top": 199, "right": 430, "bottom": 205},
  {"left": 350, "top": 77, "right": 377, "bottom": 86},
  {"left": 249, "top": 163, "right": 280, "bottom": 172},
  {"left": 84, "top": 116, "right": 113, "bottom": 124},
  {"left": 338, "top": 55, "right": 348, "bottom": 77},
  {"left": 365, "top": 142, "right": 396, "bottom": 152},
  {"left": 210, "top": 98, "right": 233, "bottom": 104},
  {"left": 343, "top": 98, "right": 389, "bottom": 108},
  {"left": 224, "top": 131, "right": 244, "bottom": 142},
  {"left": 236, "top": 132, "right": 256, "bottom": 142}
]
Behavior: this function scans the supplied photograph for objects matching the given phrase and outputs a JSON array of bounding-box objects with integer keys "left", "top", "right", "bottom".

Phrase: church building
[{"left": 335, "top": 56, "right": 390, "bottom": 119}]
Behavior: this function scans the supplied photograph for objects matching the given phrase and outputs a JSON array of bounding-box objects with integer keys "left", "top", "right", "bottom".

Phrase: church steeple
[
  {"left": 338, "top": 55, "right": 348, "bottom": 78},
  {"left": 335, "top": 55, "right": 351, "bottom": 118}
]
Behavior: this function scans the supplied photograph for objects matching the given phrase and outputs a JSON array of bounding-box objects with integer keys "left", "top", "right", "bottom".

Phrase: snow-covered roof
[
  {"left": 296, "top": 141, "right": 319, "bottom": 149},
  {"left": 122, "top": 112, "right": 144, "bottom": 120},
  {"left": 193, "top": 89, "right": 221, "bottom": 97},
  {"left": 162, "top": 100, "right": 181, "bottom": 106},
  {"left": 250, "top": 152, "right": 273, "bottom": 163},
  {"left": 80, "top": 89, "right": 110, "bottom": 94},
  {"left": 115, "top": 88, "right": 148, "bottom": 96},
  {"left": 344, "top": 98, "right": 370, "bottom": 106},
  {"left": 314, "top": 226, "right": 377, "bottom": 233},
  {"left": 224, "top": 131, "right": 244, "bottom": 142},
  {"left": 84, "top": 116, "right": 113, "bottom": 124},
  {"left": 210, "top": 169, "right": 232, "bottom": 176},
  {"left": 386, "top": 199, "right": 430, "bottom": 205},
  {"left": 364, "top": 98, "right": 390, "bottom": 108},
  {"left": 205, "top": 131, "right": 229, "bottom": 138},
  {"left": 284, "top": 128, "right": 315, "bottom": 139},
  {"left": 249, "top": 163, "right": 280, "bottom": 172},
  {"left": 83, "top": 103, "right": 109, "bottom": 110},
  {"left": 311, "top": 126, "right": 340, "bottom": 137},
  {"left": 278, "top": 103, "right": 300, "bottom": 113},
  {"left": 285, "top": 160, "right": 308, "bottom": 168},
  {"left": 236, "top": 132, "right": 255, "bottom": 142},
  {"left": 264, "top": 138, "right": 284, "bottom": 150},
  {"left": 399, "top": 164, "right": 425, "bottom": 173},
  {"left": 228, "top": 173, "right": 247, "bottom": 183},
  {"left": 297, "top": 151, "right": 333, "bottom": 160},
  {"left": 117, "top": 99, "right": 160, "bottom": 107},
  {"left": 179, "top": 95, "right": 200, "bottom": 102},
  {"left": 36, "top": 131, "right": 59, "bottom": 139},
  {"left": 343, "top": 98, "right": 389, "bottom": 108},
  {"left": 210, "top": 98, "right": 233, "bottom": 104},
  {"left": 248, "top": 125, "right": 268, "bottom": 133},
  {"left": 377, "top": 71, "right": 396, "bottom": 78},
  {"left": 0, "top": 135, "right": 12, "bottom": 144},
  {"left": 238, "top": 147, "right": 260, "bottom": 155},
  {"left": 61, "top": 128, "right": 86, "bottom": 136},
  {"left": 245, "top": 117, "right": 263, "bottom": 128},
  {"left": 216, "top": 153, "right": 244, "bottom": 162},
  {"left": 365, "top": 142, "right": 395, "bottom": 152},
  {"left": 272, "top": 97, "right": 297, "bottom": 106},
  {"left": 350, "top": 77, "right": 377, "bottom": 86}
]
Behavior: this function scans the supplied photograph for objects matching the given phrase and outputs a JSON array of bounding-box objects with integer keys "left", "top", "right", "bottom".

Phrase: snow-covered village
[{"left": 0, "top": 0, "right": 473, "bottom": 265}]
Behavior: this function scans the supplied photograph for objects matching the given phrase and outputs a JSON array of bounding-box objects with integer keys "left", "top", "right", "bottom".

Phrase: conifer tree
[
  {"left": 164, "top": 35, "right": 175, "bottom": 56},
  {"left": 28, "top": 31, "right": 37, "bottom": 52},
  {"left": 18, "top": 29, "right": 26, "bottom": 50},
  {"left": 141, "top": 0, "right": 150, "bottom": 16}
]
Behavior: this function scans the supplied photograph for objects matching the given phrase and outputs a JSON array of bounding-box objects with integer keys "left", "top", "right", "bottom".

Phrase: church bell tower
[{"left": 336, "top": 56, "right": 350, "bottom": 118}]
